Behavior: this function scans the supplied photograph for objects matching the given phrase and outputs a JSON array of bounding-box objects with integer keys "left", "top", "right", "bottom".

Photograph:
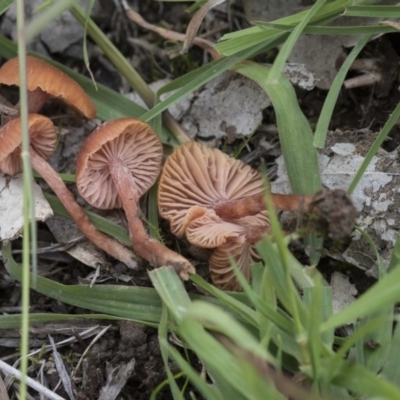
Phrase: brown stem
[
  {"left": 15, "top": 88, "right": 51, "bottom": 115},
  {"left": 29, "top": 149, "right": 138, "bottom": 269},
  {"left": 214, "top": 193, "right": 312, "bottom": 220},
  {"left": 4, "top": 88, "right": 51, "bottom": 124},
  {"left": 245, "top": 225, "right": 269, "bottom": 243},
  {"left": 109, "top": 161, "right": 195, "bottom": 280}
]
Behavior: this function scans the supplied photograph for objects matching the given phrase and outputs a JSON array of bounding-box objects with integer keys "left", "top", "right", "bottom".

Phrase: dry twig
[
  {"left": 123, "top": 5, "right": 221, "bottom": 60},
  {"left": 0, "top": 360, "right": 67, "bottom": 400}
]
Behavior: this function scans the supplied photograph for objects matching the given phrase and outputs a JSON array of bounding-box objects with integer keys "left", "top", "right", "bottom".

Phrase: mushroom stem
[
  {"left": 245, "top": 225, "right": 269, "bottom": 244},
  {"left": 13, "top": 88, "right": 51, "bottom": 116},
  {"left": 214, "top": 193, "right": 312, "bottom": 220},
  {"left": 109, "top": 162, "right": 195, "bottom": 280},
  {"left": 29, "top": 148, "right": 138, "bottom": 269},
  {"left": 4, "top": 88, "right": 51, "bottom": 124}
]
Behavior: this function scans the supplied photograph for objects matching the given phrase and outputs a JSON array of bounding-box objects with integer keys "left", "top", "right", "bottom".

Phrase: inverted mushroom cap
[
  {"left": 184, "top": 208, "right": 267, "bottom": 291},
  {"left": 209, "top": 239, "right": 259, "bottom": 291},
  {"left": 0, "top": 56, "right": 96, "bottom": 119},
  {"left": 158, "top": 141, "right": 265, "bottom": 236},
  {"left": 184, "top": 206, "right": 248, "bottom": 248},
  {"left": 0, "top": 114, "right": 57, "bottom": 175},
  {"left": 76, "top": 118, "right": 163, "bottom": 210}
]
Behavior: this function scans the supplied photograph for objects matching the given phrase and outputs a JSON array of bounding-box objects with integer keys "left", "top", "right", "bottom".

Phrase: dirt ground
[{"left": 0, "top": 1, "right": 400, "bottom": 399}]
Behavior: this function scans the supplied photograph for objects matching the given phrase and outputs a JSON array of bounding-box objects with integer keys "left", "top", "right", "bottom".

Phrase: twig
[
  {"left": 71, "top": 325, "right": 112, "bottom": 379},
  {"left": 182, "top": 0, "right": 226, "bottom": 54},
  {"left": 344, "top": 71, "right": 381, "bottom": 89},
  {"left": 124, "top": 5, "right": 221, "bottom": 60},
  {"left": 0, "top": 103, "right": 18, "bottom": 116},
  {"left": 0, "top": 359, "right": 67, "bottom": 400}
]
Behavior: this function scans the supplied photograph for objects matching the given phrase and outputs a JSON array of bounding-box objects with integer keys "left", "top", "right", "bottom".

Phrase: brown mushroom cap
[
  {"left": 76, "top": 118, "right": 163, "bottom": 210},
  {"left": 158, "top": 141, "right": 265, "bottom": 237},
  {"left": 0, "top": 114, "right": 57, "bottom": 175},
  {"left": 0, "top": 56, "right": 96, "bottom": 119}
]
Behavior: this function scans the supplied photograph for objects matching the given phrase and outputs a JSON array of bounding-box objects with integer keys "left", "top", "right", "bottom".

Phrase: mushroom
[
  {"left": 0, "top": 114, "right": 137, "bottom": 268},
  {"left": 157, "top": 141, "right": 309, "bottom": 236},
  {"left": 0, "top": 56, "right": 96, "bottom": 119},
  {"left": 75, "top": 118, "right": 195, "bottom": 279},
  {"left": 183, "top": 206, "right": 267, "bottom": 291},
  {"left": 158, "top": 142, "right": 358, "bottom": 290}
]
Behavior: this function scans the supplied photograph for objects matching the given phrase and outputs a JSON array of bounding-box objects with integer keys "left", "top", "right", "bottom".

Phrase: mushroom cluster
[
  {"left": 157, "top": 142, "right": 270, "bottom": 290},
  {"left": 158, "top": 142, "right": 314, "bottom": 291},
  {"left": 0, "top": 56, "right": 137, "bottom": 268}
]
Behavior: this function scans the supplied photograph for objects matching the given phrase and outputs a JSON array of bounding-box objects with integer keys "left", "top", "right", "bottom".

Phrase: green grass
[{"left": 1, "top": 0, "right": 400, "bottom": 399}]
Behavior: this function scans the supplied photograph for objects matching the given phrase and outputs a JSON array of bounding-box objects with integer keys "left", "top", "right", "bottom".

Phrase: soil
[{"left": 0, "top": 1, "right": 400, "bottom": 399}]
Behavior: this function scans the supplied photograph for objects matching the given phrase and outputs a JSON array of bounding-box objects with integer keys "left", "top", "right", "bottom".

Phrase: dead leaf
[
  {"left": 331, "top": 271, "right": 357, "bottom": 315},
  {"left": 0, "top": 173, "right": 53, "bottom": 242}
]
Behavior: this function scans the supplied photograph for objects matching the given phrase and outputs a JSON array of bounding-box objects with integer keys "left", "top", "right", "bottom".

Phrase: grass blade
[
  {"left": 344, "top": 5, "right": 400, "bottom": 18},
  {"left": 266, "top": 0, "right": 328, "bottom": 85},
  {"left": 321, "top": 265, "right": 400, "bottom": 331},
  {"left": 332, "top": 361, "right": 400, "bottom": 399},
  {"left": 347, "top": 100, "right": 400, "bottom": 194},
  {"left": 313, "top": 34, "right": 372, "bottom": 148},
  {"left": 232, "top": 61, "right": 321, "bottom": 194}
]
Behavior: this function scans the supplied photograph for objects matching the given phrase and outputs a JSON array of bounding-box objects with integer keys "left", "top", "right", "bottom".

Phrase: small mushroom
[
  {"left": 184, "top": 206, "right": 267, "bottom": 291},
  {"left": 0, "top": 114, "right": 137, "bottom": 268},
  {"left": 0, "top": 56, "right": 96, "bottom": 119},
  {"left": 76, "top": 118, "right": 195, "bottom": 279}
]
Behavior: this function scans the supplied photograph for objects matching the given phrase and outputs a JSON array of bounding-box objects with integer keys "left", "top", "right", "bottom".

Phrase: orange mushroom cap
[
  {"left": 0, "top": 114, "right": 57, "bottom": 175},
  {"left": 76, "top": 118, "right": 163, "bottom": 209},
  {"left": 0, "top": 56, "right": 96, "bottom": 119},
  {"left": 158, "top": 141, "right": 266, "bottom": 237}
]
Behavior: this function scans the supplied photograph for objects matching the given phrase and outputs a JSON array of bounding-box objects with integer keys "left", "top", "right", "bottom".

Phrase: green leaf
[
  {"left": 3, "top": 242, "right": 162, "bottom": 324},
  {"left": 321, "top": 265, "right": 400, "bottom": 331},
  {"left": 344, "top": 5, "right": 400, "bottom": 18},
  {"left": 140, "top": 41, "right": 269, "bottom": 123},
  {"left": 215, "top": 0, "right": 354, "bottom": 56},
  {"left": 332, "top": 360, "right": 400, "bottom": 399},
  {"left": 354, "top": 228, "right": 393, "bottom": 374},
  {"left": 257, "top": 23, "right": 397, "bottom": 36},
  {"left": 156, "top": 305, "right": 183, "bottom": 400},
  {"left": 0, "top": 0, "right": 14, "bottom": 15},
  {"left": 232, "top": 61, "right": 321, "bottom": 194},
  {"left": 161, "top": 338, "right": 223, "bottom": 400},
  {"left": 266, "top": 0, "right": 328, "bottom": 85},
  {"left": 381, "top": 320, "right": 400, "bottom": 384},
  {"left": 148, "top": 267, "right": 191, "bottom": 322},
  {"left": 0, "top": 313, "right": 136, "bottom": 329}
]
